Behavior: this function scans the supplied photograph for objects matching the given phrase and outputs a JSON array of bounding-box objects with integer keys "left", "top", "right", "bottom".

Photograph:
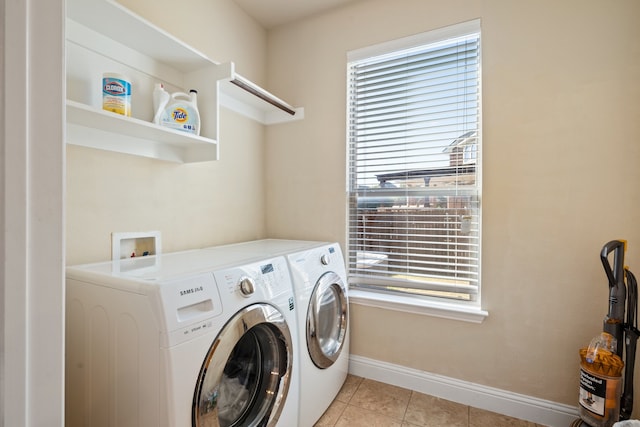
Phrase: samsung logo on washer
[{"left": 180, "top": 286, "right": 204, "bottom": 296}]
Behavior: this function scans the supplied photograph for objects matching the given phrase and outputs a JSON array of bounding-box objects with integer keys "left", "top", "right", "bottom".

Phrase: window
[{"left": 347, "top": 20, "right": 482, "bottom": 308}]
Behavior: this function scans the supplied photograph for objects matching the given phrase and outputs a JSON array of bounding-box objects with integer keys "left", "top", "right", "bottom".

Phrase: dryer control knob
[
  {"left": 321, "top": 254, "right": 330, "bottom": 266},
  {"left": 239, "top": 277, "right": 255, "bottom": 296}
]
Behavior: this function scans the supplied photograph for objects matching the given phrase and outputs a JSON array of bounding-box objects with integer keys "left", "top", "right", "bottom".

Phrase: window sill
[{"left": 348, "top": 289, "right": 488, "bottom": 323}]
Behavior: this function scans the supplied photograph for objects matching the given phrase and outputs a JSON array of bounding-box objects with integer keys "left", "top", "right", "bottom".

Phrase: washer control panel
[
  {"left": 215, "top": 256, "right": 292, "bottom": 300},
  {"left": 239, "top": 276, "right": 256, "bottom": 296}
]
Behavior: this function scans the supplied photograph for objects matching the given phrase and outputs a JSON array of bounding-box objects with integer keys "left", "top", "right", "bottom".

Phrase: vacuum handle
[
  {"left": 621, "top": 326, "right": 639, "bottom": 420},
  {"left": 601, "top": 240, "right": 626, "bottom": 286},
  {"left": 621, "top": 269, "right": 639, "bottom": 420}
]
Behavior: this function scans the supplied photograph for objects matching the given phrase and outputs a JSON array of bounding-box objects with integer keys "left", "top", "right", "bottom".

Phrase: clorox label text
[{"left": 104, "top": 81, "right": 126, "bottom": 95}]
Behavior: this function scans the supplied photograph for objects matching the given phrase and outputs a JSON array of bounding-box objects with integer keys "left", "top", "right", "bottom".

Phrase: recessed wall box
[{"left": 111, "top": 231, "right": 161, "bottom": 260}]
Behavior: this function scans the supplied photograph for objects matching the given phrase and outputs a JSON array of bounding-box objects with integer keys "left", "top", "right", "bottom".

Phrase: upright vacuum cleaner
[{"left": 576, "top": 240, "right": 639, "bottom": 427}]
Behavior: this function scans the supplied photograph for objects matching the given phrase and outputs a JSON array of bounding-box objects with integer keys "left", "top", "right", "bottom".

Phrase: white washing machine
[
  {"left": 202, "top": 240, "right": 350, "bottom": 426},
  {"left": 65, "top": 246, "right": 299, "bottom": 427}
]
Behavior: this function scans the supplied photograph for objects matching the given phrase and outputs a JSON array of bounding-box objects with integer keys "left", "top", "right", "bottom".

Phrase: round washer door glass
[
  {"left": 307, "top": 271, "right": 348, "bottom": 369},
  {"left": 193, "top": 303, "right": 292, "bottom": 427}
]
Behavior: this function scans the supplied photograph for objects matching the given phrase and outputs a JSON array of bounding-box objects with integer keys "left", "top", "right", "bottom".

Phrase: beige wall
[
  {"left": 265, "top": 0, "right": 640, "bottom": 411},
  {"left": 66, "top": 0, "right": 268, "bottom": 265},
  {"left": 65, "top": 0, "right": 640, "bottom": 414}
]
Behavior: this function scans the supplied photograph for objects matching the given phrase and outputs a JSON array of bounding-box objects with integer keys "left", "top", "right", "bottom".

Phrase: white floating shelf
[
  {"left": 216, "top": 63, "right": 305, "bottom": 125},
  {"left": 66, "top": 0, "right": 212, "bottom": 73},
  {"left": 66, "top": 100, "right": 218, "bottom": 163}
]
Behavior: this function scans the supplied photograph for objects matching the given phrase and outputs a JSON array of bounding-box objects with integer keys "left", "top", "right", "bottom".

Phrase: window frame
[{"left": 346, "top": 20, "right": 487, "bottom": 323}]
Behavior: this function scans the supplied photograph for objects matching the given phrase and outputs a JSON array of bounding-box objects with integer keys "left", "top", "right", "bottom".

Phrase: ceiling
[{"left": 233, "top": 0, "right": 358, "bottom": 29}]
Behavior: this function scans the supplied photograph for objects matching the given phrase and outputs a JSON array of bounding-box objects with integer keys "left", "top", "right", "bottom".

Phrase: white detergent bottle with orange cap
[{"left": 156, "top": 89, "right": 200, "bottom": 135}]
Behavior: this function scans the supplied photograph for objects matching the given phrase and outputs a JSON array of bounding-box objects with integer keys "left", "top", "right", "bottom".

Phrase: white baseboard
[{"left": 348, "top": 355, "right": 579, "bottom": 427}]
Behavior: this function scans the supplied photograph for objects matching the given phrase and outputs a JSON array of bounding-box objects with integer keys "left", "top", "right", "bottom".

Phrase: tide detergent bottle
[{"left": 154, "top": 87, "right": 201, "bottom": 136}]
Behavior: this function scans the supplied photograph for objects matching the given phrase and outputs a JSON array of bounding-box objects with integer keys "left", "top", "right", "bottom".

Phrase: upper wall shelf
[
  {"left": 65, "top": 0, "right": 303, "bottom": 162},
  {"left": 66, "top": 100, "right": 219, "bottom": 163}
]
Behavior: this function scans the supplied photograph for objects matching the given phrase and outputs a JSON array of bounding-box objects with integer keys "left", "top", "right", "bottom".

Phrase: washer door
[
  {"left": 307, "top": 271, "right": 348, "bottom": 369},
  {"left": 193, "top": 303, "right": 292, "bottom": 427}
]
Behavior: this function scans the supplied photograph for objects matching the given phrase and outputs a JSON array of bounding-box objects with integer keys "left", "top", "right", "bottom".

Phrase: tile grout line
[
  {"left": 331, "top": 375, "right": 363, "bottom": 426},
  {"left": 400, "top": 390, "right": 413, "bottom": 424}
]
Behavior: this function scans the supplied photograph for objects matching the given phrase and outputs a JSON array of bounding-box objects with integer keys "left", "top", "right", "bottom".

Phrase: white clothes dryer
[
  {"left": 65, "top": 247, "right": 299, "bottom": 427},
  {"left": 280, "top": 242, "right": 349, "bottom": 427}
]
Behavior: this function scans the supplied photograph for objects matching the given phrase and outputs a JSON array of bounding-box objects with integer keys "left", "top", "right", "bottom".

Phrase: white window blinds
[{"left": 347, "top": 21, "right": 481, "bottom": 303}]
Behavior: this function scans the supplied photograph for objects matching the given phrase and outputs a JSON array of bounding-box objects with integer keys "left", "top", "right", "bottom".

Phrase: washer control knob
[
  {"left": 239, "top": 277, "right": 255, "bottom": 296},
  {"left": 321, "top": 254, "right": 330, "bottom": 266}
]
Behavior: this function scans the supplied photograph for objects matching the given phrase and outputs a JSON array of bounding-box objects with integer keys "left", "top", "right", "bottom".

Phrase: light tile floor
[{"left": 313, "top": 375, "right": 549, "bottom": 427}]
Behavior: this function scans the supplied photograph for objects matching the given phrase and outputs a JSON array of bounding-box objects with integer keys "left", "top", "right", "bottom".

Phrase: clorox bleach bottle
[{"left": 156, "top": 89, "right": 200, "bottom": 135}]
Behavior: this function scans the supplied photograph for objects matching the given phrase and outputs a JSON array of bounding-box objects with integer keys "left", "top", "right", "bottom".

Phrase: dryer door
[
  {"left": 193, "top": 303, "right": 292, "bottom": 427},
  {"left": 306, "top": 271, "right": 348, "bottom": 369}
]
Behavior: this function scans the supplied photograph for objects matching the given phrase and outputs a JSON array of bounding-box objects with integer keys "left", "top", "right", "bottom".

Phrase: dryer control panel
[{"left": 289, "top": 244, "right": 347, "bottom": 280}]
